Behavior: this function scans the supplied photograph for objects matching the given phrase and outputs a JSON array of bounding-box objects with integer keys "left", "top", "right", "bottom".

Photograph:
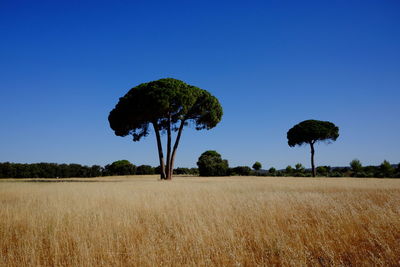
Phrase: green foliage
[
  {"left": 90, "top": 165, "right": 103, "bottom": 177},
  {"left": 230, "top": 166, "right": 252, "bottom": 176},
  {"left": 108, "top": 78, "right": 223, "bottom": 179},
  {"left": 397, "top": 163, "right": 400, "bottom": 178},
  {"left": 136, "top": 165, "right": 155, "bottom": 175},
  {"left": 363, "top": 166, "right": 379, "bottom": 178},
  {"left": 287, "top": 119, "right": 339, "bottom": 177},
  {"left": 350, "top": 159, "right": 362, "bottom": 172},
  {"left": 0, "top": 162, "right": 102, "bottom": 178},
  {"left": 173, "top": 167, "right": 198, "bottom": 175},
  {"left": 295, "top": 163, "right": 303, "bottom": 170},
  {"left": 316, "top": 166, "right": 331, "bottom": 176},
  {"left": 287, "top": 120, "right": 339, "bottom": 147},
  {"left": 197, "top": 150, "right": 229, "bottom": 176},
  {"left": 252, "top": 162, "right": 262, "bottom": 171},
  {"left": 294, "top": 163, "right": 305, "bottom": 176},
  {"left": 328, "top": 171, "right": 343, "bottom": 177},
  {"left": 173, "top": 168, "right": 189, "bottom": 175},
  {"left": 105, "top": 160, "right": 136, "bottom": 176},
  {"left": 380, "top": 160, "right": 394, "bottom": 178},
  {"left": 268, "top": 167, "right": 276, "bottom": 176},
  {"left": 350, "top": 159, "right": 363, "bottom": 177},
  {"left": 190, "top": 168, "right": 200, "bottom": 175},
  {"left": 109, "top": 78, "right": 223, "bottom": 139},
  {"left": 285, "top": 165, "right": 293, "bottom": 176}
]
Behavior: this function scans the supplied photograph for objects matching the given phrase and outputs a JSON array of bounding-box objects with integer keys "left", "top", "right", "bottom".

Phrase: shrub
[
  {"left": 173, "top": 168, "right": 198, "bottom": 175},
  {"left": 268, "top": 167, "right": 276, "bottom": 176},
  {"left": 316, "top": 166, "right": 331, "bottom": 177},
  {"left": 230, "top": 166, "right": 252, "bottom": 176},
  {"left": 285, "top": 165, "right": 293, "bottom": 176},
  {"left": 380, "top": 160, "right": 394, "bottom": 177},
  {"left": 197, "top": 151, "right": 229, "bottom": 176},
  {"left": 350, "top": 159, "right": 363, "bottom": 177},
  {"left": 136, "top": 165, "right": 155, "bottom": 175},
  {"left": 105, "top": 160, "right": 136, "bottom": 176},
  {"left": 252, "top": 162, "right": 262, "bottom": 171}
]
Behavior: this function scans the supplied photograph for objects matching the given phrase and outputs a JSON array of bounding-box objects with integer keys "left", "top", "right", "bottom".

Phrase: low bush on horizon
[{"left": 0, "top": 159, "right": 399, "bottom": 178}]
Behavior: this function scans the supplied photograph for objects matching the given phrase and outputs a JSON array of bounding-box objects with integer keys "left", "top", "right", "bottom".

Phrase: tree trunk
[
  {"left": 169, "top": 120, "right": 185, "bottom": 179},
  {"left": 165, "top": 114, "right": 172, "bottom": 180},
  {"left": 310, "top": 141, "right": 316, "bottom": 177},
  {"left": 152, "top": 122, "right": 166, "bottom": 179}
]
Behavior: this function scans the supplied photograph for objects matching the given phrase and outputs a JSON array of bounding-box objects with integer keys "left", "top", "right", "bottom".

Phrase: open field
[{"left": 1, "top": 176, "right": 399, "bottom": 266}]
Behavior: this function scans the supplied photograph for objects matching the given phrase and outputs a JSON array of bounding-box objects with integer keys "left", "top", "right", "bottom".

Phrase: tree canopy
[
  {"left": 287, "top": 120, "right": 339, "bottom": 147},
  {"left": 105, "top": 160, "right": 136, "bottom": 176},
  {"left": 252, "top": 161, "right": 262, "bottom": 171},
  {"left": 380, "top": 160, "right": 394, "bottom": 177},
  {"left": 197, "top": 150, "right": 229, "bottom": 176},
  {"left": 108, "top": 78, "right": 223, "bottom": 179},
  {"left": 287, "top": 120, "right": 339, "bottom": 177},
  {"left": 268, "top": 167, "right": 276, "bottom": 175},
  {"left": 350, "top": 159, "right": 363, "bottom": 176}
]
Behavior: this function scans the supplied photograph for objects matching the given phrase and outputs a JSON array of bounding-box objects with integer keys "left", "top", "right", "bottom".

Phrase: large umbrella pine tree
[
  {"left": 287, "top": 120, "right": 339, "bottom": 177},
  {"left": 108, "top": 78, "right": 223, "bottom": 180}
]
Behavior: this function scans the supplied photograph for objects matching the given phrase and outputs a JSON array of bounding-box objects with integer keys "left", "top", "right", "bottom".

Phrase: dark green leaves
[
  {"left": 252, "top": 162, "right": 262, "bottom": 171},
  {"left": 287, "top": 120, "right": 339, "bottom": 147},
  {"left": 108, "top": 78, "right": 223, "bottom": 141},
  {"left": 197, "top": 150, "right": 229, "bottom": 176}
]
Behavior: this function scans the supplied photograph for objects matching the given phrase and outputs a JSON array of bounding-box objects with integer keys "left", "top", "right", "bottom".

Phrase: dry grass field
[{"left": 1, "top": 176, "right": 399, "bottom": 266}]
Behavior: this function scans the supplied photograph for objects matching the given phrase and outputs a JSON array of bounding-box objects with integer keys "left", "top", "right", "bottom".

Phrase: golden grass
[{"left": 1, "top": 176, "right": 399, "bottom": 266}]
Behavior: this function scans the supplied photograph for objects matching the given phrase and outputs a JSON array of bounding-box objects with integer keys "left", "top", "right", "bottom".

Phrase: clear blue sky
[{"left": 1, "top": 0, "right": 399, "bottom": 169}]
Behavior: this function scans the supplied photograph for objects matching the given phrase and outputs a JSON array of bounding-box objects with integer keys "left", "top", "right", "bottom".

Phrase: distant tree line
[
  {"left": 195, "top": 150, "right": 400, "bottom": 178},
  {"left": 0, "top": 160, "right": 199, "bottom": 179},
  {"left": 102, "top": 160, "right": 199, "bottom": 176},
  {"left": 0, "top": 162, "right": 103, "bottom": 178},
  {"left": 0, "top": 161, "right": 154, "bottom": 178},
  {"left": 1, "top": 157, "right": 399, "bottom": 179},
  {"left": 264, "top": 160, "right": 400, "bottom": 178}
]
